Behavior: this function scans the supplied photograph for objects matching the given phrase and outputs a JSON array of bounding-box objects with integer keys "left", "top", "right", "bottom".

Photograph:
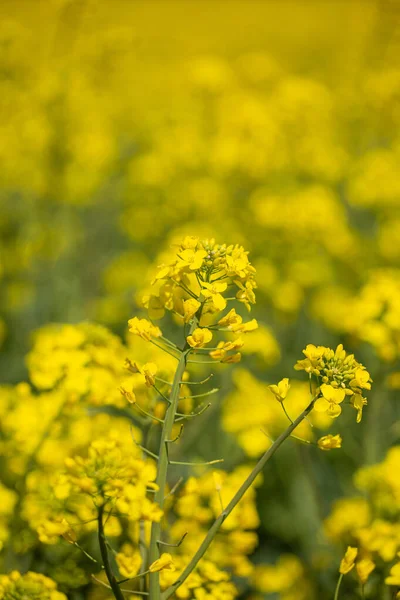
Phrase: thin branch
[
  {"left": 161, "top": 396, "right": 318, "bottom": 600},
  {"left": 157, "top": 532, "right": 188, "bottom": 548},
  {"left": 181, "top": 374, "right": 214, "bottom": 385},
  {"left": 280, "top": 401, "right": 293, "bottom": 424},
  {"left": 165, "top": 425, "right": 184, "bottom": 444},
  {"left": 72, "top": 541, "right": 99, "bottom": 564},
  {"left": 134, "top": 402, "right": 165, "bottom": 424},
  {"left": 154, "top": 385, "right": 172, "bottom": 404},
  {"left": 92, "top": 575, "right": 149, "bottom": 595},
  {"left": 97, "top": 504, "right": 125, "bottom": 600},
  {"left": 164, "top": 477, "right": 184, "bottom": 500},
  {"left": 117, "top": 569, "right": 151, "bottom": 585},
  {"left": 169, "top": 458, "right": 224, "bottom": 466},
  {"left": 130, "top": 424, "right": 159, "bottom": 459},
  {"left": 180, "top": 387, "right": 219, "bottom": 400},
  {"left": 149, "top": 339, "right": 180, "bottom": 360},
  {"left": 155, "top": 376, "right": 173, "bottom": 386},
  {"left": 175, "top": 403, "right": 212, "bottom": 422}
]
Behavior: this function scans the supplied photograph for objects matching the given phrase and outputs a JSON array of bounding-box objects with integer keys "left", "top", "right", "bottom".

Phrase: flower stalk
[
  {"left": 161, "top": 395, "right": 318, "bottom": 599},
  {"left": 98, "top": 503, "right": 125, "bottom": 600},
  {"left": 148, "top": 315, "right": 200, "bottom": 599}
]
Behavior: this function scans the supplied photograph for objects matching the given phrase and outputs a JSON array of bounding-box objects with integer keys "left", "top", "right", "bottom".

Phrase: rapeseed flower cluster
[{"left": 295, "top": 344, "right": 372, "bottom": 421}]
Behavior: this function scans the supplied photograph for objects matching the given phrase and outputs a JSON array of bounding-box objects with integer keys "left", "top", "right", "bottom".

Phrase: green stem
[
  {"left": 148, "top": 321, "right": 198, "bottom": 599},
  {"left": 98, "top": 503, "right": 125, "bottom": 600},
  {"left": 161, "top": 395, "right": 317, "bottom": 600},
  {"left": 334, "top": 573, "right": 344, "bottom": 600},
  {"left": 281, "top": 400, "right": 293, "bottom": 424}
]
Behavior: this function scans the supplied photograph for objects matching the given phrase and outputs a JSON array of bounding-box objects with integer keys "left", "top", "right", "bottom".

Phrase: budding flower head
[
  {"left": 339, "top": 546, "right": 358, "bottom": 574},
  {"left": 150, "top": 237, "right": 257, "bottom": 317},
  {"left": 295, "top": 343, "right": 372, "bottom": 422}
]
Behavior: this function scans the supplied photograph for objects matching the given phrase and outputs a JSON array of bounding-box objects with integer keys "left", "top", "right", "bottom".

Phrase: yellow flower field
[{"left": 1, "top": 1, "right": 400, "bottom": 599}]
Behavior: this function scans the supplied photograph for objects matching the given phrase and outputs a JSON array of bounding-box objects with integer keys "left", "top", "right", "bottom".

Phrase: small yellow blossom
[
  {"left": 317, "top": 434, "right": 342, "bottom": 450},
  {"left": 339, "top": 546, "right": 358, "bottom": 574},
  {"left": 268, "top": 378, "right": 290, "bottom": 402},
  {"left": 351, "top": 393, "right": 367, "bottom": 423},
  {"left": 350, "top": 368, "right": 372, "bottom": 390},
  {"left": 119, "top": 387, "right": 136, "bottom": 404},
  {"left": 218, "top": 308, "right": 243, "bottom": 328},
  {"left": 183, "top": 298, "right": 201, "bottom": 323},
  {"left": 128, "top": 317, "right": 162, "bottom": 341},
  {"left": 236, "top": 279, "right": 256, "bottom": 309},
  {"left": 201, "top": 281, "right": 228, "bottom": 311},
  {"left": 187, "top": 328, "right": 213, "bottom": 349},
  {"left": 314, "top": 384, "right": 346, "bottom": 418},
  {"left": 179, "top": 248, "right": 208, "bottom": 271},
  {"left": 356, "top": 557, "right": 375, "bottom": 584},
  {"left": 152, "top": 264, "right": 171, "bottom": 283},
  {"left": 303, "top": 343, "right": 325, "bottom": 364},
  {"left": 149, "top": 552, "right": 176, "bottom": 573},
  {"left": 142, "top": 362, "right": 158, "bottom": 387},
  {"left": 221, "top": 352, "right": 242, "bottom": 363},
  {"left": 181, "top": 236, "right": 199, "bottom": 249},
  {"left": 210, "top": 338, "right": 244, "bottom": 360},
  {"left": 231, "top": 318, "right": 259, "bottom": 333},
  {"left": 60, "top": 519, "right": 77, "bottom": 544}
]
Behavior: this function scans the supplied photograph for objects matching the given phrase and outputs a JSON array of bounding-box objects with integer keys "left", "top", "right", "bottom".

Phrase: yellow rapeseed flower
[
  {"left": 128, "top": 317, "right": 162, "bottom": 341},
  {"left": 183, "top": 298, "right": 201, "bottom": 323},
  {"left": 314, "top": 384, "right": 346, "bottom": 418},
  {"left": 317, "top": 434, "right": 342, "bottom": 450},
  {"left": 339, "top": 546, "right": 358, "bottom": 574},
  {"left": 268, "top": 378, "right": 290, "bottom": 403},
  {"left": 218, "top": 308, "right": 243, "bottom": 328},
  {"left": 149, "top": 552, "right": 176, "bottom": 573},
  {"left": 201, "top": 281, "right": 228, "bottom": 311},
  {"left": 187, "top": 328, "right": 213, "bottom": 349}
]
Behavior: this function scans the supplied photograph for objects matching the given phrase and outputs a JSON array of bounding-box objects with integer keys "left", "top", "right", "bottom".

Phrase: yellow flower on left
[
  {"left": 187, "top": 328, "right": 213, "bottom": 349},
  {"left": 149, "top": 552, "right": 176, "bottom": 573},
  {"left": 128, "top": 317, "right": 162, "bottom": 341},
  {"left": 268, "top": 378, "right": 290, "bottom": 403}
]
